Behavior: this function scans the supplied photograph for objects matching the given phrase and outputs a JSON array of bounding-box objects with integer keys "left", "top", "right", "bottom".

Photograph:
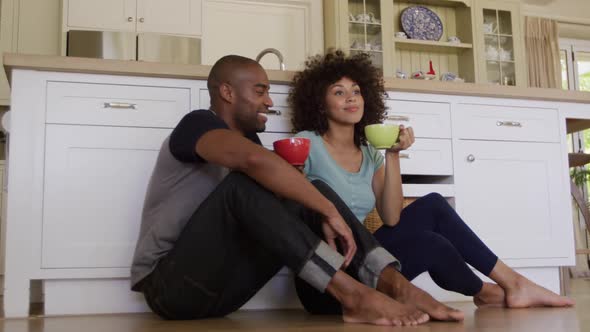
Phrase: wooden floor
[{"left": 1, "top": 278, "right": 590, "bottom": 332}]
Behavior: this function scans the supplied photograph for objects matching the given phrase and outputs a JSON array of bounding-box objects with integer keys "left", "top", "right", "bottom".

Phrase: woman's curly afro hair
[{"left": 289, "top": 50, "right": 387, "bottom": 147}]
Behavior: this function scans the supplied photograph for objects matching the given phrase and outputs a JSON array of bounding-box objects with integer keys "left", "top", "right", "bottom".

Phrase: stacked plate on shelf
[{"left": 400, "top": 6, "right": 443, "bottom": 41}]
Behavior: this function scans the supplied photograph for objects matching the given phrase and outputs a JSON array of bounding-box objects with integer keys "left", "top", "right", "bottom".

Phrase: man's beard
[
  {"left": 255, "top": 122, "right": 266, "bottom": 133},
  {"left": 235, "top": 112, "right": 264, "bottom": 134}
]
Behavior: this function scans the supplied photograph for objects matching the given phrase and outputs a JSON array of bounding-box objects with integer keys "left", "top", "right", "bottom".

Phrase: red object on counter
[{"left": 427, "top": 60, "right": 436, "bottom": 75}]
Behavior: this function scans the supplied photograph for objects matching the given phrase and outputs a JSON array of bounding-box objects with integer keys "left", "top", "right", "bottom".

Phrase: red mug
[{"left": 273, "top": 137, "right": 311, "bottom": 166}]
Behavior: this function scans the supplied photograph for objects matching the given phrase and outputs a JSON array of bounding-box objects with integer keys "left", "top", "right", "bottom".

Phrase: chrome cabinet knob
[{"left": 467, "top": 154, "right": 475, "bottom": 162}]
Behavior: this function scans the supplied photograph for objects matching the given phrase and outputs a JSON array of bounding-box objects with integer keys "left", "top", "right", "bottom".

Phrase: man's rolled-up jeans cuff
[
  {"left": 358, "top": 247, "right": 401, "bottom": 289},
  {"left": 297, "top": 241, "right": 345, "bottom": 293}
]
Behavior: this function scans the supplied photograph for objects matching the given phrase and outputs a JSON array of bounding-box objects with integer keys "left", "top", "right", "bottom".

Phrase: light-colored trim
[
  {"left": 4, "top": 53, "right": 590, "bottom": 103},
  {"left": 521, "top": 11, "right": 590, "bottom": 26}
]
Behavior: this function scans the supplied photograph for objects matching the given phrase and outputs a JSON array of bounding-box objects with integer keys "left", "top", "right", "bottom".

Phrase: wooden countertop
[{"left": 5, "top": 53, "right": 590, "bottom": 104}]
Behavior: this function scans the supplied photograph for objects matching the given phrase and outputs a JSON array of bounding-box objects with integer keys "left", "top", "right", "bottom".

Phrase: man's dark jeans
[{"left": 140, "top": 172, "right": 387, "bottom": 319}]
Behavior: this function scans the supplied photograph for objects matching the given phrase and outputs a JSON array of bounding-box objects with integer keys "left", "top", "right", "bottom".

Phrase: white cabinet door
[
  {"left": 66, "top": 0, "right": 136, "bottom": 31},
  {"left": 202, "top": 0, "right": 310, "bottom": 70},
  {"left": 42, "top": 125, "right": 170, "bottom": 269},
  {"left": 136, "top": 0, "right": 202, "bottom": 36},
  {"left": 454, "top": 140, "right": 570, "bottom": 263}
]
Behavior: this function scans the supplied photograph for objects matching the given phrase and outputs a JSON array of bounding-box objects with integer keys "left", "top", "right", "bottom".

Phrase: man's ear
[{"left": 219, "top": 83, "right": 233, "bottom": 104}]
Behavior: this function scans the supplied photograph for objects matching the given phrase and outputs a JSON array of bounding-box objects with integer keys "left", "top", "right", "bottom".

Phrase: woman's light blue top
[{"left": 295, "top": 131, "right": 384, "bottom": 222}]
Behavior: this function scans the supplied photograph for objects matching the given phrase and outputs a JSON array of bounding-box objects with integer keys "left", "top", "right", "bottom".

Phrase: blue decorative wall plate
[{"left": 400, "top": 6, "right": 443, "bottom": 41}]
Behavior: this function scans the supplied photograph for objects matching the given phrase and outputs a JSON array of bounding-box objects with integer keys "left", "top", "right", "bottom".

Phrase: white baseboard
[{"left": 13, "top": 266, "right": 561, "bottom": 316}]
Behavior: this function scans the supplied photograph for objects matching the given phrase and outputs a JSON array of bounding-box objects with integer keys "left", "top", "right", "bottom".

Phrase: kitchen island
[{"left": 2, "top": 53, "right": 588, "bottom": 317}]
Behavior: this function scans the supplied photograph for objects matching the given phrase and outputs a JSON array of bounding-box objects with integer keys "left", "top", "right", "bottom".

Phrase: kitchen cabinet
[
  {"left": 2, "top": 69, "right": 205, "bottom": 317},
  {"left": 324, "top": 0, "right": 394, "bottom": 76},
  {"left": 2, "top": 58, "right": 576, "bottom": 316},
  {"left": 453, "top": 102, "right": 570, "bottom": 264},
  {"left": 64, "top": 0, "right": 203, "bottom": 36},
  {"left": 41, "top": 79, "right": 191, "bottom": 269},
  {"left": 43, "top": 125, "right": 170, "bottom": 268},
  {"left": 324, "top": 0, "right": 476, "bottom": 81},
  {"left": 474, "top": 0, "right": 526, "bottom": 86},
  {"left": 454, "top": 140, "right": 570, "bottom": 262},
  {"left": 324, "top": 0, "right": 530, "bottom": 85},
  {"left": 201, "top": 0, "right": 323, "bottom": 71}
]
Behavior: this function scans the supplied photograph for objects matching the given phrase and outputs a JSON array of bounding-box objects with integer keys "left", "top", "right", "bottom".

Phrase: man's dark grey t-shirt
[{"left": 130, "top": 110, "right": 261, "bottom": 290}]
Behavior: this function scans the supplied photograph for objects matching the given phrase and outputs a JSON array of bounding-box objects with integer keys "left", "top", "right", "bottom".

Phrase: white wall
[
  {"left": 519, "top": 0, "right": 590, "bottom": 40},
  {"left": 520, "top": 0, "right": 590, "bottom": 23}
]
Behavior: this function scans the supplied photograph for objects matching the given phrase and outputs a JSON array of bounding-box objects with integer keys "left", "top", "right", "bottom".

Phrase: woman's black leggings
[{"left": 374, "top": 193, "right": 498, "bottom": 296}]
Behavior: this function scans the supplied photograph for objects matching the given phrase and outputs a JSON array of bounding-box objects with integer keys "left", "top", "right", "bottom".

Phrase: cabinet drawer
[
  {"left": 385, "top": 139, "right": 453, "bottom": 176},
  {"left": 46, "top": 81, "right": 191, "bottom": 127},
  {"left": 384, "top": 99, "right": 451, "bottom": 139},
  {"left": 454, "top": 103, "right": 559, "bottom": 142},
  {"left": 199, "top": 89, "right": 293, "bottom": 133}
]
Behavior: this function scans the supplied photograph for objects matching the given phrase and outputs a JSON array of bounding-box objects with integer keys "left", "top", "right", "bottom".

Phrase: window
[
  {"left": 560, "top": 50, "right": 569, "bottom": 90},
  {"left": 560, "top": 39, "right": 590, "bottom": 92},
  {"left": 578, "top": 52, "right": 590, "bottom": 92}
]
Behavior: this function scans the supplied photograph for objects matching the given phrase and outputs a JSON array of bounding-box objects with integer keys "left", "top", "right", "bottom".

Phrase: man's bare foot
[
  {"left": 378, "top": 267, "right": 464, "bottom": 321},
  {"left": 342, "top": 288, "right": 429, "bottom": 326},
  {"left": 474, "top": 282, "right": 505, "bottom": 307},
  {"left": 504, "top": 275, "right": 575, "bottom": 308},
  {"left": 327, "top": 271, "right": 429, "bottom": 326}
]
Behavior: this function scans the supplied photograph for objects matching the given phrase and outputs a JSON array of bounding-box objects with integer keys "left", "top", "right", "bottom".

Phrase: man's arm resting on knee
[
  {"left": 197, "top": 129, "right": 335, "bottom": 217},
  {"left": 196, "top": 129, "right": 356, "bottom": 266}
]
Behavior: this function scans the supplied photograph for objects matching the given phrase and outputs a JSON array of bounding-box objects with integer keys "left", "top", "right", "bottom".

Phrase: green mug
[{"left": 364, "top": 124, "right": 400, "bottom": 149}]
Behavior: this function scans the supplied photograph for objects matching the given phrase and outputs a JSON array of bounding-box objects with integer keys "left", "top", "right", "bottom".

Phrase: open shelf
[
  {"left": 484, "top": 33, "right": 513, "bottom": 37},
  {"left": 566, "top": 118, "right": 590, "bottom": 134},
  {"left": 349, "top": 21, "right": 382, "bottom": 26},
  {"left": 350, "top": 48, "right": 383, "bottom": 53},
  {"left": 394, "top": 0, "right": 471, "bottom": 8},
  {"left": 394, "top": 38, "right": 473, "bottom": 49},
  {"left": 569, "top": 153, "right": 590, "bottom": 168}
]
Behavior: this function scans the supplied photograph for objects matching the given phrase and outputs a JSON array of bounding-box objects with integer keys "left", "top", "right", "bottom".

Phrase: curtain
[{"left": 524, "top": 16, "right": 561, "bottom": 88}]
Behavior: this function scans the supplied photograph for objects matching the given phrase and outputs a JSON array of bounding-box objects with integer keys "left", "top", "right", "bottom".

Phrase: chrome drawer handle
[
  {"left": 103, "top": 102, "right": 136, "bottom": 110},
  {"left": 387, "top": 115, "right": 410, "bottom": 121},
  {"left": 467, "top": 154, "right": 475, "bottom": 162},
  {"left": 496, "top": 120, "right": 522, "bottom": 127},
  {"left": 267, "top": 109, "right": 282, "bottom": 116},
  {"left": 399, "top": 153, "right": 410, "bottom": 159}
]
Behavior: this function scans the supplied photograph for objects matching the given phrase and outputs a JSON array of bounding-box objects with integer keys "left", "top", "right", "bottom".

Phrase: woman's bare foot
[
  {"left": 378, "top": 267, "right": 464, "bottom": 321},
  {"left": 504, "top": 275, "right": 575, "bottom": 308},
  {"left": 328, "top": 270, "right": 429, "bottom": 326},
  {"left": 488, "top": 260, "right": 574, "bottom": 308},
  {"left": 474, "top": 282, "right": 505, "bottom": 307}
]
